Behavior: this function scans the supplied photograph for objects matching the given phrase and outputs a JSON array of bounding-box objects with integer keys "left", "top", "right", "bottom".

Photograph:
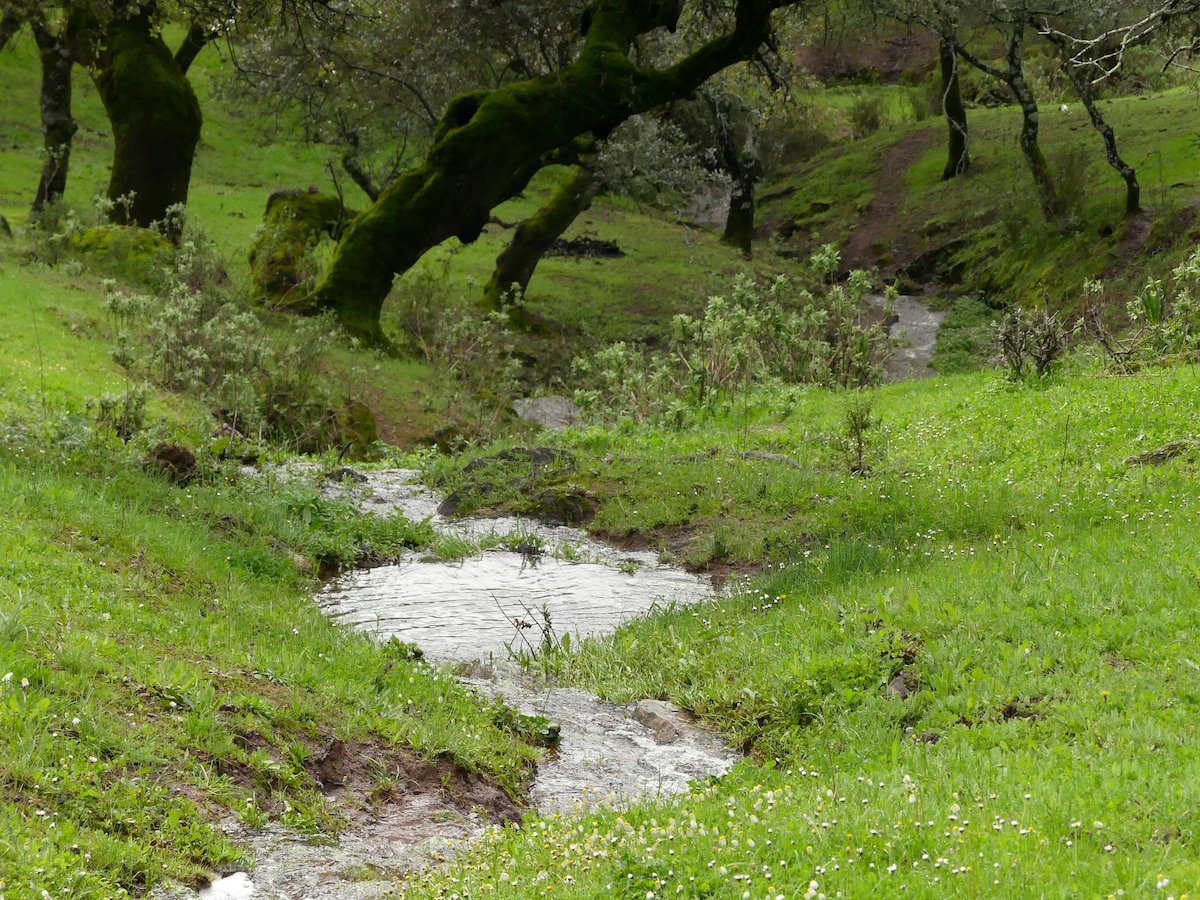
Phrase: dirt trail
[{"left": 840, "top": 130, "right": 941, "bottom": 274}]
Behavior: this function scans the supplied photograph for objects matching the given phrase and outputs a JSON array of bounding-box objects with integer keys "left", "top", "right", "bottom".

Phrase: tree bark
[
  {"left": 483, "top": 165, "right": 599, "bottom": 312},
  {"left": 722, "top": 171, "right": 757, "bottom": 254},
  {"left": 955, "top": 25, "right": 1062, "bottom": 220},
  {"left": 308, "top": 0, "right": 784, "bottom": 345},
  {"left": 29, "top": 13, "right": 76, "bottom": 220},
  {"left": 0, "top": 5, "right": 22, "bottom": 52},
  {"left": 1052, "top": 43, "right": 1139, "bottom": 216},
  {"left": 938, "top": 38, "right": 969, "bottom": 180},
  {"left": 173, "top": 18, "right": 211, "bottom": 76},
  {"left": 90, "top": 11, "right": 202, "bottom": 236},
  {"left": 707, "top": 92, "right": 762, "bottom": 255}
]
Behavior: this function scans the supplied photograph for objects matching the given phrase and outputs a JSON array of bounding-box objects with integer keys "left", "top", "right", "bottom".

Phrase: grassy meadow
[{"left": 2, "top": 16, "right": 1200, "bottom": 900}]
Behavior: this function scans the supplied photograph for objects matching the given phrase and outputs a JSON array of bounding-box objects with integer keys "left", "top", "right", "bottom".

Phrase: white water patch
[
  {"left": 868, "top": 293, "right": 947, "bottom": 381},
  {"left": 319, "top": 470, "right": 711, "bottom": 663}
]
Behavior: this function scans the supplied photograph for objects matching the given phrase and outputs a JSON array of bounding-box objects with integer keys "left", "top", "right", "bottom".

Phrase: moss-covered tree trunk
[
  {"left": 173, "top": 18, "right": 210, "bottom": 76},
  {"left": 483, "top": 165, "right": 599, "bottom": 312},
  {"left": 722, "top": 170, "right": 757, "bottom": 254},
  {"left": 90, "top": 11, "right": 202, "bottom": 236},
  {"left": 0, "top": 5, "right": 22, "bottom": 52},
  {"left": 1010, "top": 68, "right": 1062, "bottom": 221},
  {"left": 308, "top": 0, "right": 785, "bottom": 345},
  {"left": 29, "top": 14, "right": 76, "bottom": 220},
  {"left": 938, "top": 39, "right": 969, "bottom": 181}
]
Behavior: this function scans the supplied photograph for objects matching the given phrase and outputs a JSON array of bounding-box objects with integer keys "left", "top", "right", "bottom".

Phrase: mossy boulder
[
  {"left": 248, "top": 191, "right": 357, "bottom": 305},
  {"left": 74, "top": 225, "right": 174, "bottom": 279}
]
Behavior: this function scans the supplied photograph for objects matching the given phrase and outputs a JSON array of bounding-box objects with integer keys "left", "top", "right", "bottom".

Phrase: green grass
[
  {"left": 0, "top": 438, "right": 541, "bottom": 897},
  {"left": 763, "top": 86, "right": 1200, "bottom": 315},
  {"left": 7, "top": 17, "right": 1200, "bottom": 900},
  {"left": 401, "top": 359, "right": 1200, "bottom": 899}
]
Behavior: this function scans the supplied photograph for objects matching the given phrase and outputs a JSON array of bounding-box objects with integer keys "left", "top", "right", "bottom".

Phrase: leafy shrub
[
  {"left": 101, "top": 237, "right": 366, "bottom": 453},
  {"left": 848, "top": 95, "right": 885, "bottom": 140},
  {"left": 571, "top": 246, "right": 893, "bottom": 425},
  {"left": 1086, "top": 249, "right": 1200, "bottom": 369},
  {"left": 393, "top": 269, "right": 522, "bottom": 431},
  {"left": 993, "top": 304, "right": 1069, "bottom": 380}
]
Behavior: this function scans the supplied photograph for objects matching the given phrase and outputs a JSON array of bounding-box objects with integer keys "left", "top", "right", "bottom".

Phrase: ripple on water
[
  {"left": 320, "top": 547, "right": 707, "bottom": 661},
  {"left": 319, "top": 470, "right": 711, "bottom": 662}
]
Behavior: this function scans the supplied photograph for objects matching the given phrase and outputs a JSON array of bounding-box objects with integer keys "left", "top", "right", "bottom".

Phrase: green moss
[
  {"left": 90, "top": 13, "right": 202, "bottom": 232},
  {"left": 248, "top": 192, "right": 356, "bottom": 305},
  {"left": 74, "top": 224, "right": 174, "bottom": 280}
]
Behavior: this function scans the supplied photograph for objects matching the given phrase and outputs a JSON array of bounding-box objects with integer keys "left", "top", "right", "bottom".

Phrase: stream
[
  {"left": 185, "top": 472, "right": 738, "bottom": 900},
  {"left": 180, "top": 293, "right": 945, "bottom": 900}
]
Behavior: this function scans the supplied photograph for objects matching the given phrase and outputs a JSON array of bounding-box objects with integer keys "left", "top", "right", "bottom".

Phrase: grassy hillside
[
  {"left": 762, "top": 87, "right": 1200, "bottom": 312},
  {"left": 3, "top": 18, "right": 1200, "bottom": 900},
  {"left": 402, "top": 363, "right": 1200, "bottom": 899}
]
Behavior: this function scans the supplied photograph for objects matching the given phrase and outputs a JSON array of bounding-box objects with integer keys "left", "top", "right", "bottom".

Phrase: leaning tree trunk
[
  {"left": 956, "top": 25, "right": 1062, "bottom": 221},
  {"left": 1056, "top": 50, "right": 1139, "bottom": 216},
  {"left": 0, "top": 5, "right": 22, "bottom": 52},
  {"left": 938, "top": 38, "right": 969, "bottom": 180},
  {"left": 29, "top": 15, "right": 77, "bottom": 220},
  {"left": 483, "top": 165, "right": 599, "bottom": 312},
  {"left": 308, "top": 0, "right": 781, "bottom": 345},
  {"left": 1011, "top": 73, "right": 1062, "bottom": 221},
  {"left": 91, "top": 11, "right": 202, "bottom": 236},
  {"left": 173, "top": 18, "right": 210, "bottom": 76}
]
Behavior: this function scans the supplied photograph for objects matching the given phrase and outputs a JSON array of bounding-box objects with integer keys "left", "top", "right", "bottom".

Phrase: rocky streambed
[{"left": 176, "top": 470, "right": 737, "bottom": 900}]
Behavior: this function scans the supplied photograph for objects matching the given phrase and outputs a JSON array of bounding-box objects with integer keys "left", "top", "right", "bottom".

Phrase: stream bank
[{"left": 172, "top": 470, "right": 738, "bottom": 900}]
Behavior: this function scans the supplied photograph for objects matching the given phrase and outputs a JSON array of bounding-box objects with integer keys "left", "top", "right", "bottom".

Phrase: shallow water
[
  {"left": 319, "top": 471, "right": 711, "bottom": 663},
  {"left": 166, "top": 471, "right": 737, "bottom": 899},
  {"left": 869, "top": 293, "right": 947, "bottom": 381},
  {"left": 322, "top": 470, "right": 738, "bottom": 812}
]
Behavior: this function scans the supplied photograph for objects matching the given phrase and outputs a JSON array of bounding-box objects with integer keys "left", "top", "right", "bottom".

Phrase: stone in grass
[
  {"left": 512, "top": 396, "right": 581, "bottom": 430},
  {"left": 146, "top": 443, "right": 196, "bottom": 484},
  {"left": 886, "top": 670, "right": 919, "bottom": 700}
]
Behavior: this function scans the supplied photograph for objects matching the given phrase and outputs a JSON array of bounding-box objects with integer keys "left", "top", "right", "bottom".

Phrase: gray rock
[
  {"left": 886, "top": 671, "right": 919, "bottom": 699},
  {"left": 633, "top": 699, "right": 683, "bottom": 744},
  {"left": 513, "top": 396, "right": 580, "bottom": 430}
]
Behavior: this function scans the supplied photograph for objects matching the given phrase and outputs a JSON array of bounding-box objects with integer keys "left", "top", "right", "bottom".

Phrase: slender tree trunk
[
  {"left": 483, "top": 165, "right": 598, "bottom": 312},
  {"left": 1057, "top": 52, "right": 1139, "bottom": 216},
  {"left": 938, "top": 38, "right": 969, "bottom": 180},
  {"left": 173, "top": 18, "right": 210, "bottom": 76},
  {"left": 29, "top": 15, "right": 76, "bottom": 220},
  {"left": 1005, "top": 30, "right": 1062, "bottom": 220},
  {"left": 0, "top": 5, "right": 22, "bottom": 52},
  {"left": 90, "top": 11, "right": 202, "bottom": 236},
  {"left": 341, "top": 153, "right": 381, "bottom": 202},
  {"left": 710, "top": 94, "right": 762, "bottom": 256},
  {"left": 1011, "top": 75, "right": 1061, "bottom": 220},
  {"left": 308, "top": 0, "right": 780, "bottom": 345},
  {"left": 955, "top": 25, "right": 1061, "bottom": 220},
  {"left": 722, "top": 170, "right": 757, "bottom": 254}
]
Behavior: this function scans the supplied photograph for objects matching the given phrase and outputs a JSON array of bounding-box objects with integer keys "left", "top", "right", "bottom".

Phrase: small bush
[
  {"left": 392, "top": 269, "right": 522, "bottom": 433},
  {"left": 848, "top": 95, "right": 885, "bottom": 140},
  {"left": 571, "top": 246, "right": 894, "bottom": 425},
  {"left": 101, "top": 233, "right": 368, "bottom": 454},
  {"left": 994, "top": 304, "right": 1069, "bottom": 380}
]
